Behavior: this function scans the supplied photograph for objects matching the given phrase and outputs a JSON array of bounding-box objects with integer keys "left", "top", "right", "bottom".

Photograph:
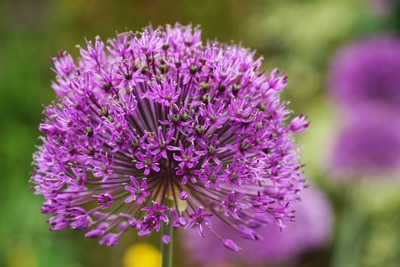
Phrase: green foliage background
[{"left": 1, "top": 0, "right": 399, "bottom": 266}]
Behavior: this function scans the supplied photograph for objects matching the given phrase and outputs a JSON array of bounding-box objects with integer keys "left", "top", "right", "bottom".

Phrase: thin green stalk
[
  {"left": 161, "top": 221, "right": 173, "bottom": 267},
  {"left": 331, "top": 187, "right": 366, "bottom": 267}
]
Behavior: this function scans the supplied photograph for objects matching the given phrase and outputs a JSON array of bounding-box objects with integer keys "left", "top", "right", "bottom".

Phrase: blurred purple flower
[
  {"left": 368, "top": 0, "right": 396, "bottom": 17},
  {"left": 328, "top": 35, "right": 400, "bottom": 112},
  {"left": 181, "top": 186, "right": 332, "bottom": 265},
  {"left": 31, "top": 23, "right": 308, "bottom": 247},
  {"left": 330, "top": 108, "right": 400, "bottom": 177}
]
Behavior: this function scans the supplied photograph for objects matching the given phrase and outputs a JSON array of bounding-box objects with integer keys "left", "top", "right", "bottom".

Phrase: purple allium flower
[
  {"left": 328, "top": 35, "right": 400, "bottom": 112},
  {"left": 368, "top": 0, "right": 396, "bottom": 17},
  {"left": 181, "top": 185, "right": 332, "bottom": 266},
  {"left": 31, "top": 23, "right": 308, "bottom": 247},
  {"left": 330, "top": 107, "right": 400, "bottom": 177}
]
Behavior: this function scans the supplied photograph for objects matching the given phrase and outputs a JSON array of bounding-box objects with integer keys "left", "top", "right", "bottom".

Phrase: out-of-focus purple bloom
[
  {"left": 330, "top": 107, "right": 400, "bottom": 177},
  {"left": 31, "top": 23, "right": 308, "bottom": 247},
  {"left": 328, "top": 35, "right": 400, "bottom": 112},
  {"left": 181, "top": 186, "right": 332, "bottom": 265},
  {"left": 328, "top": 35, "right": 400, "bottom": 178},
  {"left": 368, "top": 0, "right": 396, "bottom": 17}
]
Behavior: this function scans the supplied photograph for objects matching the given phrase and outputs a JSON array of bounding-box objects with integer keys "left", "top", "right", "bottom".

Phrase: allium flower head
[
  {"left": 369, "top": 0, "right": 396, "bottom": 17},
  {"left": 330, "top": 107, "right": 400, "bottom": 177},
  {"left": 31, "top": 23, "right": 308, "bottom": 248},
  {"left": 328, "top": 35, "right": 400, "bottom": 112},
  {"left": 181, "top": 186, "right": 332, "bottom": 265}
]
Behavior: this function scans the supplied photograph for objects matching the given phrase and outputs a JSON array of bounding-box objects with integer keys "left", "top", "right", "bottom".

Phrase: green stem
[
  {"left": 161, "top": 221, "right": 173, "bottom": 267},
  {"left": 331, "top": 187, "right": 366, "bottom": 267}
]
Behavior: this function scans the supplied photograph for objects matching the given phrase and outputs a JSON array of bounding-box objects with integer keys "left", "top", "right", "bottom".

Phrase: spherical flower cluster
[
  {"left": 368, "top": 0, "right": 396, "bottom": 17},
  {"left": 31, "top": 23, "right": 308, "bottom": 248},
  {"left": 330, "top": 107, "right": 400, "bottom": 177},
  {"left": 329, "top": 35, "right": 400, "bottom": 112},
  {"left": 328, "top": 35, "right": 400, "bottom": 176},
  {"left": 181, "top": 185, "right": 332, "bottom": 266}
]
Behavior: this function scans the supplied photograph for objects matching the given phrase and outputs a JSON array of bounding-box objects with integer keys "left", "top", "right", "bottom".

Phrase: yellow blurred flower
[
  {"left": 6, "top": 242, "right": 37, "bottom": 267},
  {"left": 123, "top": 243, "right": 161, "bottom": 267}
]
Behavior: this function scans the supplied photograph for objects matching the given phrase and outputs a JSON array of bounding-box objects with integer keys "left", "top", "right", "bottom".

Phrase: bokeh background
[{"left": 1, "top": 0, "right": 400, "bottom": 266}]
